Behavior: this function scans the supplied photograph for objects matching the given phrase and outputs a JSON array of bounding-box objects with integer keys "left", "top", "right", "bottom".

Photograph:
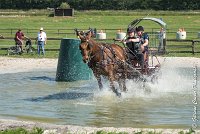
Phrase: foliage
[
  {"left": 0, "top": 0, "right": 199, "bottom": 10},
  {"left": 59, "top": 2, "right": 70, "bottom": 9},
  {"left": 178, "top": 128, "right": 195, "bottom": 134},
  {"left": 0, "top": 127, "right": 43, "bottom": 134}
]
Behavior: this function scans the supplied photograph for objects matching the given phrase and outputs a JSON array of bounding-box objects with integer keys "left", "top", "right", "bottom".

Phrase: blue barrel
[{"left": 56, "top": 38, "right": 92, "bottom": 81}]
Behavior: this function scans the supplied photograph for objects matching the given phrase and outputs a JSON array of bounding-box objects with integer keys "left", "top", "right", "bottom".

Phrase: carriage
[
  {"left": 76, "top": 17, "right": 166, "bottom": 96},
  {"left": 120, "top": 17, "right": 166, "bottom": 82}
]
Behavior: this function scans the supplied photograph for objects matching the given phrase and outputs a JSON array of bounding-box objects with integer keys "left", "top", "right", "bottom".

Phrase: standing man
[
  {"left": 37, "top": 27, "right": 47, "bottom": 56},
  {"left": 15, "top": 29, "right": 28, "bottom": 52}
]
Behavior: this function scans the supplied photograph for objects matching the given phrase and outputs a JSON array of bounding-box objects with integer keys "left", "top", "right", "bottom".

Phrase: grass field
[{"left": 0, "top": 10, "right": 200, "bottom": 58}]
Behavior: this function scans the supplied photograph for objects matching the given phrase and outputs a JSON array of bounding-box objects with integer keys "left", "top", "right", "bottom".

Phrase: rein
[
  {"left": 85, "top": 40, "right": 96, "bottom": 61},
  {"left": 85, "top": 40, "right": 116, "bottom": 66}
]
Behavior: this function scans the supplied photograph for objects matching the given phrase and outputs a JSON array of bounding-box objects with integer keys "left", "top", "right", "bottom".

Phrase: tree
[{"left": 59, "top": 2, "right": 70, "bottom": 9}]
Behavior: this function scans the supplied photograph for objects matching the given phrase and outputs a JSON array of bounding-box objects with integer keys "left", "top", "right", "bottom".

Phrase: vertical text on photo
[{"left": 192, "top": 64, "right": 198, "bottom": 129}]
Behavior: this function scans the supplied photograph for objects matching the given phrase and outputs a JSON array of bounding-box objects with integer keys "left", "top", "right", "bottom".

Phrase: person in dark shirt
[
  {"left": 136, "top": 26, "right": 149, "bottom": 70},
  {"left": 123, "top": 27, "right": 139, "bottom": 58},
  {"left": 15, "top": 29, "right": 28, "bottom": 52},
  {"left": 136, "top": 26, "right": 149, "bottom": 54},
  {"left": 124, "top": 27, "right": 139, "bottom": 53}
]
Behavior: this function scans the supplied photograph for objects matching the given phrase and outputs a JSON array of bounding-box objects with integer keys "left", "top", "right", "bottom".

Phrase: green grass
[
  {"left": 0, "top": 127, "right": 43, "bottom": 134},
  {"left": 0, "top": 10, "right": 200, "bottom": 58}
]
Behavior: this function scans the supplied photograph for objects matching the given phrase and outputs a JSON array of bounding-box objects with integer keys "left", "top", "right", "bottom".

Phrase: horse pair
[{"left": 75, "top": 29, "right": 141, "bottom": 96}]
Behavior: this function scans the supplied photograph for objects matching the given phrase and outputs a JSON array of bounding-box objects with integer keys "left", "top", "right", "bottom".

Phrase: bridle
[{"left": 80, "top": 39, "right": 96, "bottom": 63}]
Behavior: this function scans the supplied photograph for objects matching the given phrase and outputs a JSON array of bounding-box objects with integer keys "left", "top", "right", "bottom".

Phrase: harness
[
  {"left": 85, "top": 40, "right": 117, "bottom": 69},
  {"left": 82, "top": 39, "right": 143, "bottom": 79}
]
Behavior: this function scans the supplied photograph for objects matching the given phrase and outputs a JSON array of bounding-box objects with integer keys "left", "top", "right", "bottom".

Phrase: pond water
[{"left": 0, "top": 65, "right": 199, "bottom": 128}]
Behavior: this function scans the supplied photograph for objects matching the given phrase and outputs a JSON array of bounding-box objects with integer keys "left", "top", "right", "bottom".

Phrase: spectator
[
  {"left": 15, "top": 29, "right": 28, "bottom": 52},
  {"left": 36, "top": 27, "right": 47, "bottom": 56}
]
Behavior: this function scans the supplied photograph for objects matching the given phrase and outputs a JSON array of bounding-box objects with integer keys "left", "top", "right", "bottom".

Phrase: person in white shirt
[{"left": 37, "top": 27, "right": 47, "bottom": 55}]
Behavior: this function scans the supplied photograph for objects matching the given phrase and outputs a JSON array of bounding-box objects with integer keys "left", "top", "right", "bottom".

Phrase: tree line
[{"left": 0, "top": 0, "right": 199, "bottom": 10}]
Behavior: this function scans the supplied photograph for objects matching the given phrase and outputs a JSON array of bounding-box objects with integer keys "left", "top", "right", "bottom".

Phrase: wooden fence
[
  {"left": 0, "top": 28, "right": 200, "bottom": 54},
  {"left": 166, "top": 39, "right": 200, "bottom": 54}
]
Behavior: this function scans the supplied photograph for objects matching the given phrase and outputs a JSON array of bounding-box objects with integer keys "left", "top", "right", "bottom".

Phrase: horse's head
[{"left": 75, "top": 29, "right": 94, "bottom": 63}]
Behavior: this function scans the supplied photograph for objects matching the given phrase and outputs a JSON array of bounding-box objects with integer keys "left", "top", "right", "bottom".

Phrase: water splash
[{"left": 88, "top": 58, "right": 197, "bottom": 100}]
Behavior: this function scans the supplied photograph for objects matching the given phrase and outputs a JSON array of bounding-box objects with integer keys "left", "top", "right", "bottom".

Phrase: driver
[
  {"left": 123, "top": 27, "right": 139, "bottom": 59},
  {"left": 124, "top": 27, "right": 144, "bottom": 67}
]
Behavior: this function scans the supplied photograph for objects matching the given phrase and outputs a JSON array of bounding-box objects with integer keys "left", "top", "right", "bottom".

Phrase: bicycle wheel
[
  {"left": 7, "top": 46, "right": 16, "bottom": 55},
  {"left": 7, "top": 46, "right": 22, "bottom": 55}
]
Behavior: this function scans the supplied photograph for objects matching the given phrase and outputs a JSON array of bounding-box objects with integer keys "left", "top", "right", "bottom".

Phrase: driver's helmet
[
  {"left": 127, "top": 27, "right": 135, "bottom": 33},
  {"left": 136, "top": 26, "right": 144, "bottom": 32}
]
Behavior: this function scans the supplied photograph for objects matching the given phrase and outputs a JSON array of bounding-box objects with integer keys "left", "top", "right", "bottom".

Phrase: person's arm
[
  {"left": 141, "top": 34, "right": 149, "bottom": 46},
  {"left": 124, "top": 37, "right": 139, "bottom": 44},
  {"left": 142, "top": 39, "right": 148, "bottom": 46},
  {"left": 140, "top": 34, "right": 149, "bottom": 52},
  {"left": 24, "top": 35, "right": 29, "bottom": 40},
  {"left": 128, "top": 38, "right": 139, "bottom": 43}
]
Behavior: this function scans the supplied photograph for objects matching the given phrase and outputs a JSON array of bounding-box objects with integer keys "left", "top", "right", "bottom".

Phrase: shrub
[{"left": 59, "top": 2, "right": 70, "bottom": 9}]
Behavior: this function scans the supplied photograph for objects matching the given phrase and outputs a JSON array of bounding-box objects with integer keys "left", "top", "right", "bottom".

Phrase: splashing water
[{"left": 0, "top": 58, "right": 199, "bottom": 128}]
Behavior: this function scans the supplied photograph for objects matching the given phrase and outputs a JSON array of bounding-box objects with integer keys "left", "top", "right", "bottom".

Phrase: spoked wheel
[
  {"left": 25, "top": 46, "right": 35, "bottom": 54},
  {"left": 7, "top": 46, "right": 22, "bottom": 55}
]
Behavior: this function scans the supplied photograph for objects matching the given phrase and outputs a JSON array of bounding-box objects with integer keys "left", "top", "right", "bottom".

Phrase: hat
[
  {"left": 136, "top": 26, "right": 144, "bottom": 32},
  {"left": 40, "top": 27, "right": 44, "bottom": 31},
  {"left": 127, "top": 27, "right": 135, "bottom": 33}
]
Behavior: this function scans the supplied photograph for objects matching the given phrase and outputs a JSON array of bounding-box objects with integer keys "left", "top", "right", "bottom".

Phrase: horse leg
[
  {"left": 122, "top": 62, "right": 127, "bottom": 92},
  {"left": 118, "top": 79, "right": 123, "bottom": 92},
  {"left": 109, "top": 72, "right": 121, "bottom": 97},
  {"left": 118, "top": 78, "right": 126, "bottom": 92},
  {"left": 122, "top": 78, "right": 126, "bottom": 92},
  {"left": 94, "top": 72, "right": 103, "bottom": 90},
  {"left": 97, "top": 75, "right": 103, "bottom": 90}
]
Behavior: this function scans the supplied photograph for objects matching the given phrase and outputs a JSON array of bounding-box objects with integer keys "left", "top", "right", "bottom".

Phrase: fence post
[
  {"left": 192, "top": 40, "right": 195, "bottom": 54},
  {"left": 163, "top": 38, "right": 166, "bottom": 54}
]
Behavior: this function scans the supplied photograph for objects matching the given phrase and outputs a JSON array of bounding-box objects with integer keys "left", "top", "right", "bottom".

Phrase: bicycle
[
  {"left": 7, "top": 38, "right": 35, "bottom": 55},
  {"left": 24, "top": 38, "right": 35, "bottom": 54}
]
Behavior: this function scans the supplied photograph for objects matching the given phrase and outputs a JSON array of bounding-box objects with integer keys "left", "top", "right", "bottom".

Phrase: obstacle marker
[{"left": 56, "top": 38, "right": 92, "bottom": 81}]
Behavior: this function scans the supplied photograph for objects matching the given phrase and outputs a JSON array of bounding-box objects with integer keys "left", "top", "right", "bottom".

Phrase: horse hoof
[{"left": 116, "top": 92, "right": 121, "bottom": 97}]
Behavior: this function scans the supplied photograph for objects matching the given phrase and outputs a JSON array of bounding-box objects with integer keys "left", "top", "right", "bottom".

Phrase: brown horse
[{"left": 75, "top": 29, "right": 127, "bottom": 96}]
